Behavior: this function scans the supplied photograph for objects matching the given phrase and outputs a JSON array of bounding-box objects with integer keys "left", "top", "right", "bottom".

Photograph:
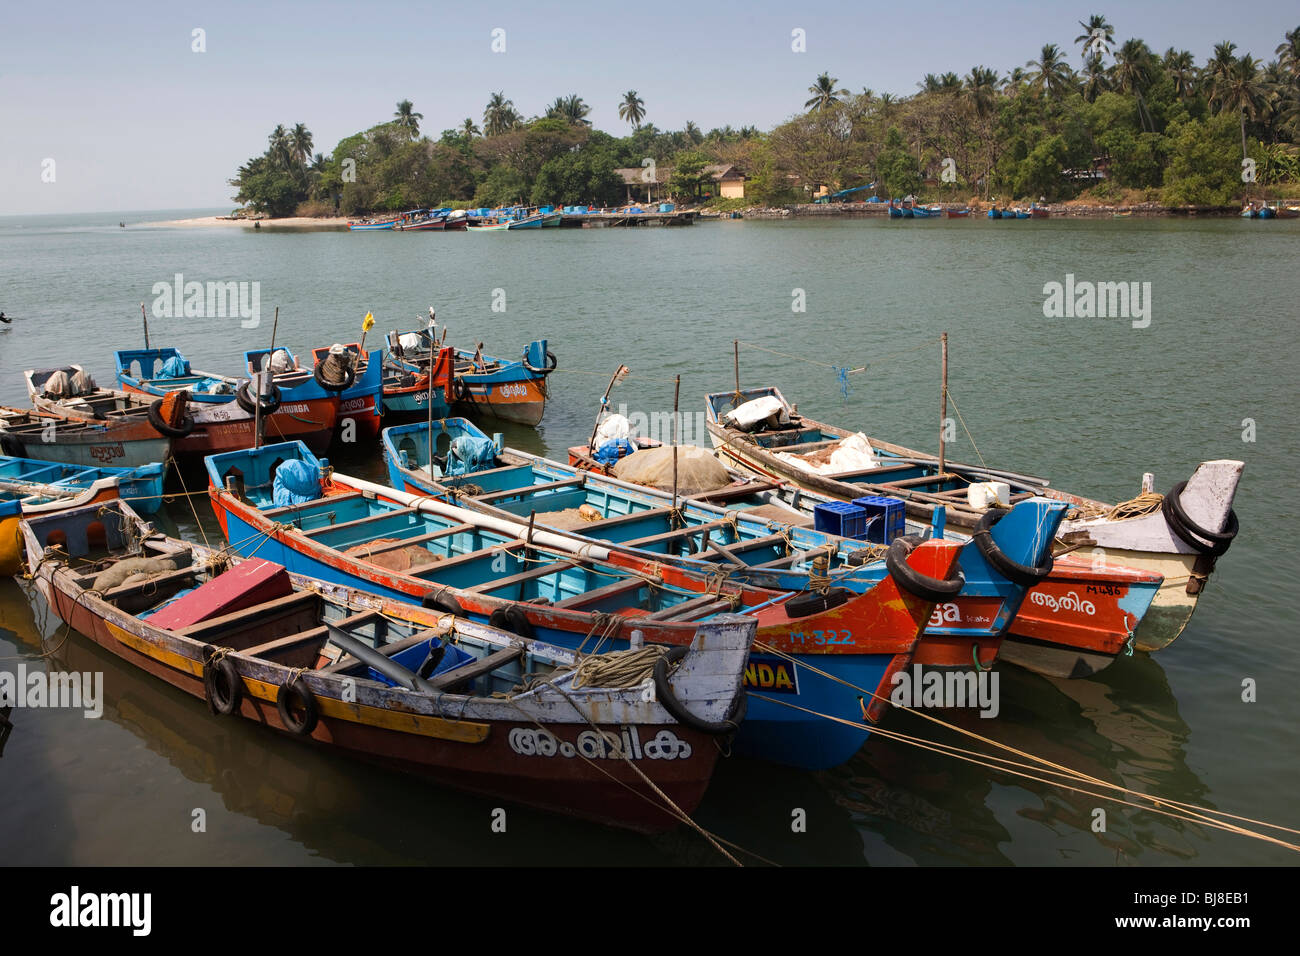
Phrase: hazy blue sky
[{"left": 2, "top": 0, "right": 1295, "bottom": 214}]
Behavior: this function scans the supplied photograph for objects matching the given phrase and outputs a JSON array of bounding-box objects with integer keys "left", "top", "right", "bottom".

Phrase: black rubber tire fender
[
  {"left": 422, "top": 590, "right": 463, "bottom": 616},
  {"left": 415, "top": 642, "right": 447, "bottom": 680},
  {"left": 235, "top": 380, "right": 281, "bottom": 415},
  {"left": 886, "top": 535, "right": 966, "bottom": 603},
  {"left": 971, "top": 509, "right": 1053, "bottom": 587},
  {"left": 1161, "top": 480, "right": 1238, "bottom": 556},
  {"left": 783, "top": 586, "right": 851, "bottom": 619},
  {"left": 276, "top": 676, "right": 319, "bottom": 736},
  {"left": 203, "top": 656, "right": 242, "bottom": 716},
  {"left": 653, "top": 646, "right": 748, "bottom": 735},
  {"left": 451, "top": 377, "right": 470, "bottom": 402},
  {"left": 313, "top": 359, "right": 355, "bottom": 393},
  {"left": 488, "top": 605, "right": 536, "bottom": 641},
  {"left": 146, "top": 398, "right": 195, "bottom": 438}
]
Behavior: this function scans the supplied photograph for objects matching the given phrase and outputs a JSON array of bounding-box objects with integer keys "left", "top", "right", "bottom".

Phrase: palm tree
[
  {"left": 1080, "top": 52, "right": 1111, "bottom": 102},
  {"left": 1204, "top": 42, "right": 1238, "bottom": 102},
  {"left": 618, "top": 90, "right": 646, "bottom": 128},
  {"left": 1026, "top": 44, "right": 1072, "bottom": 99},
  {"left": 289, "top": 124, "right": 313, "bottom": 166},
  {"left": 1113, "top": 38, "right": 1155, "bottom": 130},
  {"left": 964, "top": 66, "right": 999, "bottom": 117},
  {"left": 805, "top": 72, "right": 849, "bottom": 111},
  {"left": 1163, "top": 48, "right": 1197, "bottom": 100},
  {"left": 1276, "top": 27, "right": 1300, "bottom": 79},
  {"left": 483, "top": 92, "right": 521, "bottom": 136},
  {"left": 393, "top": 99, "right": 423, "bottom": 138},
  {"left": 877, "top": 92, "right": 899, "bottom": 118},
  {"left": 1003, "top": 67, "right": 1027, "bottom": 93},
  {"left": 268, "top": 124, "right": 291, "bottom": 168},
  {"left": 546, "top": 94, "right": 591, "bottom": 126},
  {"left": 682, "top": 121, "right": 702, "bottom": 145},
  {"left": 1074, "top": 14, "right": 1114, "bottom": 62},
  {"left": 461, "top": 118, "right": 480, "bottom": 140},
  {"left": 1215, "top": 55, "right": 1267, "bottom": 158}
]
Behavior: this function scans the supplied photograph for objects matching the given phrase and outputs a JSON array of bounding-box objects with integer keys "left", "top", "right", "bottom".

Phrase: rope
[
  {"left": 1068, "top": 491, "right": 1164, "bottom": 522},
  {"left": 317, "top": 351, "right": 352, "bottom": 387},
  {"left": 833, "top": 366, "right": 852, "bottom": 401},
  {"left": 943, "top": 387, "right": 988, "bottom": 471},
  {"left": 501, "top": 682, "right": 747, "bottom": 866},
  {"left": 569, "top": 645, "right": 667, "bottom": 690},
  {"left": 752, "top": 693, "right": 1300, "bottom": 852},
  {"left": 167, "top": 456, "right": 211, "bottom": 550},
  {"left": 743, "top": 645, "right": 1300, "bottom": 848}
]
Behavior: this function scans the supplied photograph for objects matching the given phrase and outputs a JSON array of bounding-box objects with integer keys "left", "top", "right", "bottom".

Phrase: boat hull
[{"left": 27, "top": 555, "right": 730, "bottom": 832}]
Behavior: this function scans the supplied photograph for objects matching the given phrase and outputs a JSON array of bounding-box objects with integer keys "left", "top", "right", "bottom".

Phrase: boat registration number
[
  {"left": 787, "top": 629, "right": 854, "bottom": 647},
  {"left": 494, "top": 383, "right": 529, "bottom": 398}
]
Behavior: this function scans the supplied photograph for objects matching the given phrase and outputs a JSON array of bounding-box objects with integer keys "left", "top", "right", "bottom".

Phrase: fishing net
[{"left": 612, "top": 445, "right": 731, "bottom": 495}]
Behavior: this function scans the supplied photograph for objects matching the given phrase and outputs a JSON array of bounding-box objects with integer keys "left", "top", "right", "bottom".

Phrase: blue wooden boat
[
  {"left": 987, "top": 208, "right": 1003, "bottom": 219},
  {"left": 888, "top": 203, "right": 904, "bottom": 219},
  {"left": 204, "top": 440, "right": 966, "bottom": 769},
  {"left": 383, "top": 330, "right": 555, "bottom": 426},
  {"left": 381, "top": 418, "right": 1069, "bottom": 672},
  {"left": 0, "top": 455, "right": 164, "bottom": 573},
  {"left": 22, "top": 498, "right": 753, "bottom": 833}
]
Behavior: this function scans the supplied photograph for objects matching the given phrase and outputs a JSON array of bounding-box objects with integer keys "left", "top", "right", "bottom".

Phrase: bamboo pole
[
  {"left": 671, "top": 374, "right": 680, "bottom": 523},
  {"left": 427, "top": 310, "right": 436, "bottom": 476},
  {"left": 254, "top": 307, "right": 280, "bottom": 451},
  {"left": 938, "top": 332, "right": 948, "bottom": 477},
  {"left": 140, "top": 303, "right": 149, "bottom": 349},
  {"left": 588, "top": 365, "right": 629, "bottom": 457},
  {"left": 733, "top": 340, "right": 740, "bottom": 396}
]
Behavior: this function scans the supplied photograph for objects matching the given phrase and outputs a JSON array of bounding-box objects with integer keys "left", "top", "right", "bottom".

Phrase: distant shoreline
[{"left": 149, "top": 215, "right": 350, "bottom": 229}]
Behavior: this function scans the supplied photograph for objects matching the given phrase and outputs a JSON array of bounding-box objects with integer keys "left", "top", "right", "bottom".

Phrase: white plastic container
[{"left": 967, "top": 481, "right": 1011, "bottom": 510}]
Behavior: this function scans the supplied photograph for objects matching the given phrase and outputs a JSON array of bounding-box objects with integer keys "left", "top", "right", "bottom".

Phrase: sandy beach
[{"left": 150, "top": 215, "right": 350, "bottom": 229}]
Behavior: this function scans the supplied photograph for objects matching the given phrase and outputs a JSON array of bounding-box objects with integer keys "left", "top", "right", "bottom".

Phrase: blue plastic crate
[
  {"left": 813, "top": 501, "right": 869, "bottom": 539},
  {"left": 853, "top": 496, "right": 906, "bottom": 544}
]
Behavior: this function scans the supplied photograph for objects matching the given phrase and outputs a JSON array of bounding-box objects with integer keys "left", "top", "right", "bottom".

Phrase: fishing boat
[
  {"left": 0, "top": 405, "right": 172, "bottom": 470},
  {"left": 347, "top": 215, "right": 399, "bottom": 231},
  {"left": 1113, "top": 210, "right": 1134, "bottom": 219},
  {"left": 888, "top": 203, "right": 905, "bottom": 219},
  {"left": 563, "top": 427, "right": 1164, "bottom": 679},
  {"left": 945, "top": 208, "right": 971, "bottom": 218},
  {"left": 381, "top": 418, "right": 1071, "bottom": 673},
  {"left": 384, "top": 329, "right": 555, "bottom": 426},
  {"left": 380, "top": 339, "right": 455, "bottom": 417},
  {"left": 25, "top": 364, "right": 330, "bottom": 461},
  {"left": 21, "top": 499, "right": 753, "bottom": 832},
  {"left": 1012, "top": 208, "right": 1032, "bottom": 219},
  {"left": 0, "top": 456, "right": 163, "bottom": 573},
  {"left": 540, "top": 213, "right": 563, "bottom": 228},
  {"left": 468, "top": 220, "right": 512, "bottom": 232},
  {"left": 1275, "top": 204, "right": 1299, "bottom": 219},
  {"left": 1029, "top": 204, "right": 1050, "bottom": 219},
  {"left": 204, "top": 440, "right": 965, "bottom": 770},
  {"left": 306, "top": 344, "right": 384, "bottom": 443},
  {"left": 704, "top": 386, "right": 1241, "bottom": 654},
  {"left": 910, "top": 205, "right": 937, "bottom": 219},
  {"left": 115, "top": 347, "right": 341, "bottom": 452},
  {"left": 986, "top": 206, "right": 1005, "bottom": 219}
]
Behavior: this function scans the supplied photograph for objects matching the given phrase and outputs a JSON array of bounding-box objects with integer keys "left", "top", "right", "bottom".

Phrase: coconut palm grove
[{"left": 229, "top": 16, "right": 1300, "bottom": 217}]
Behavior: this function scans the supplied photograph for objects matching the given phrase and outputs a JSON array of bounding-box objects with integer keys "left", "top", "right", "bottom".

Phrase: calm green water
[{"left": 1, "top": 209, "right": 1297, "bottom": 865}]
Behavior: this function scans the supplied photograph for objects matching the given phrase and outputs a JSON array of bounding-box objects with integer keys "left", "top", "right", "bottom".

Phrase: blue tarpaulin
[
  {"left": 445, "top": 436, "right": 496, "bottom": 476},
  {"left": 594, "top": 438, "right": 635, "bottom": 466},
  {"left": 272, "top": 460, "right": 321, "bottom": 506},
  {"left": 159, "top": 354, "right": 191, "bottom": 378}
]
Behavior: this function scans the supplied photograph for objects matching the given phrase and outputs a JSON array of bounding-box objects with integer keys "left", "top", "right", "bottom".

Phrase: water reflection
[{"left": 820, "top": 656, "right": 1214, "bottom": 864}]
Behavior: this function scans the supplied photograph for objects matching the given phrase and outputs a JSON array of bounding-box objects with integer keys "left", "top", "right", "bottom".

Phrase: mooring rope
[{"left": 1068, "top": 491, "right": 1164, "bottom": 522}]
